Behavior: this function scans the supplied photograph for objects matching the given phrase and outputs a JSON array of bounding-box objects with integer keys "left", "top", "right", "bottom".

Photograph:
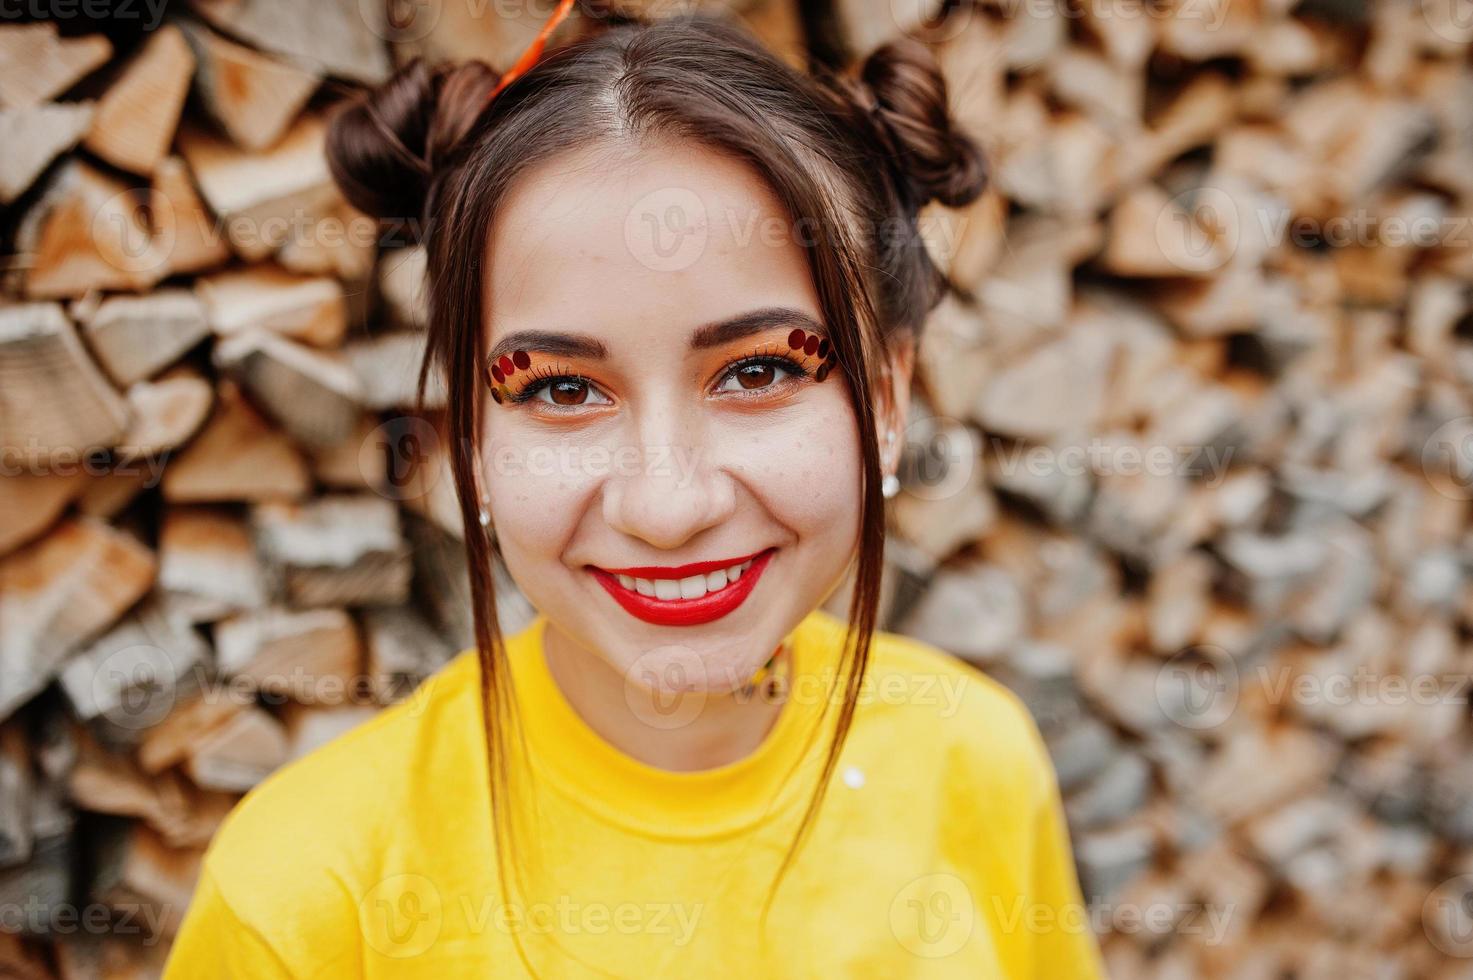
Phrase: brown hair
[{"left": 326, "top": 11, "right": 984, "bottom": 965}]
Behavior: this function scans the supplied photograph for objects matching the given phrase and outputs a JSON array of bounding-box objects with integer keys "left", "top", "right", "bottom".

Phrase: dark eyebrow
[
  {"left": 487, "top": 331, "right": 608, "bottom": 365},
  {"left": 691, "top": 307, "right": 825, "bottom": 350},
  {"left": 486, "top": 307, "right": 824, "bottom": 364}
]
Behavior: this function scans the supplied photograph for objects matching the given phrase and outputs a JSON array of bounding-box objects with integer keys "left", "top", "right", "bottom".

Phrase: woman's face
[{"left": 479, "top": 138, "right": 869, "bottom": 693}]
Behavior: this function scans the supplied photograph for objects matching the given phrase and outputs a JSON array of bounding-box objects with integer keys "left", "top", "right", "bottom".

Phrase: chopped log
[
  {"left": 183, "top": 706, "right": 288, "bottom": 792},
  {"left": 82, "top": 24, "right": 195, "bottom": 176},
  {"left": 76, "top": 468, "right": 151, "bottom": 521},
  {"left": 279, "top": 702, "right": 379, "bottom": 762},
  {"left": 388, "top": 0, "right": 581, "bottom": 71},
  {"left": 196, "top": 264, "right": 347, "bottom": 348},
  {"left": 54, "top": 932, "right": 171, "bottom": 977},
  {"left": 310, "top": 413, "right": 380, "bottom": 491},
  {"left": 0, "top": 831, "right": 70, "bottom": 938},
  {"left": 0, "top": 518, "right": 156, "bottom": 722},
  {"left": 212, "top": 606, "right": 362, "bottom": 704},
  {"left": 116, "top": 370, "right": 215, "bottom": 465},
  {"left": 213, "top": 328, "right": 364, "bottom": 448},
  {"left": 57, "top": 597, "right": 208, "bottom": 728},
  {"left": 187, "top": 0, "right": 393, "bottom": 84},
  {"left": 136, "top": 692, "right": 242, "bottom": 775},
  {"left": 0, "top": 930, "right": 51, "bottom": 977},
  {"left": 160, "top": 380, "right": 311, "bottom": 503},
  {"left": 893, "top": 563, "right": 1026, "bottom": 664},
  {"left": 177, "top": 18, "right": 320, "bottom": 151},
  {"left": 975, "top": 329, "right": 1116, "bottom": 440},
  {"left": 159, "top": 507, "right": 269, "bottom": 622},
  {"left": 275, "top": 196, "right": 378, "bottom": 282},
  {"left": 0, "top": 723, "right": 30, "bottom": 866},
  {"left": 90, "top": 820, "right": 201, "bottom": 938},
  {"left": 0, "top": 23, "right": 111, "bottom": 109},
  {"left": 68, "top": 725, "right": 191, "bottom": 831},
  {"left": 252, "top": 496, "right": 413, "bottom": 607},
  {"left": 177, "top": 115, "right": 337, "bottom": 262},
  {"left": 395, "top": 414, "right": 462, "bottom": 536},
  {"left": 75, "top": 288, "right": 211, "bottom": 388},
  {"left": 376, "top": 245, "right": 428, "bottom": 331},
  {"left": 1102, "top": 183, "right": 1232, "bottom": 277},
  {"left": 362, "top": 606, "right": 454, "bottom": 705},
  {"left": 0, "top": 471, "right": 88, "bottom": 558},
  {"left": 16, "top": 159, "right": 170, "bottom": 297},
  {"left": 149, "top": 156, "right": 232, "bottom": 278},
  {"left": 0, "top": 101, "right": 94, "bottom": 205},
  {"left": 0, "top": 302, "right": 130, "bottom": 459},
  {"left": 345, "top": 331, "right": 446, "bottom": 410}
]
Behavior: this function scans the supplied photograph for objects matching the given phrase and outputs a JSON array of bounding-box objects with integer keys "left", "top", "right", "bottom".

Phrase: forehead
[{"left": 483, "top": 137, "right": 820, "bottom": 339}]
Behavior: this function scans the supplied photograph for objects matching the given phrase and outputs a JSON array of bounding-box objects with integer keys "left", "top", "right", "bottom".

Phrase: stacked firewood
[{"left": 0, "top": 0, "right": 1470, "bottom": 975}]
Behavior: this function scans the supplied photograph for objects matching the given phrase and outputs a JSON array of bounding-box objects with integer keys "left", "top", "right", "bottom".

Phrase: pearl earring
[
  {"left": 882, "top": 429, "right": 899, "bottom": 499},
  {"left": 477, "top": 500, "right": 496, "bottom": 544}
]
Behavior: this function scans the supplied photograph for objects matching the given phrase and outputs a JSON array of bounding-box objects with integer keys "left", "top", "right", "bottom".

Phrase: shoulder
[
  {"left": 850, "top": 615, "right": 1055, "bottom": 811},
  {"left": 196, "top": 649, "right": 483, "bottom": 929}
]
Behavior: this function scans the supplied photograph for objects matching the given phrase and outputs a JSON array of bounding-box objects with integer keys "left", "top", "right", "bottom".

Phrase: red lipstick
[{"left": 589, "top": 548, "right": 775, "bottom": 627}]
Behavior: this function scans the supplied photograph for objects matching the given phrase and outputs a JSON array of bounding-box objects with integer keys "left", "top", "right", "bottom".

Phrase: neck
[{"left": 540, "top": 623, "right": 789, "bottom": 772}]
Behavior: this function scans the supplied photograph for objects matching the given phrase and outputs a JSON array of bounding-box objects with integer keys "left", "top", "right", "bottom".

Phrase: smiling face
[{"left": 478, "top": 137, "right": 866, "bottom": 693}]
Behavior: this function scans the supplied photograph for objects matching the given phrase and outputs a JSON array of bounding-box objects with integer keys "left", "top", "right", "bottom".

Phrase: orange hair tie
[{"left": 485, "top": 0, "right": 579, "bottom": 104}]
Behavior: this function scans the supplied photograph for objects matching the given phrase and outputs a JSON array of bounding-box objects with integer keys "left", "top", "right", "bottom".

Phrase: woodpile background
[{"left": 1, "top": 0, "right": 1472, "bottom": 976}]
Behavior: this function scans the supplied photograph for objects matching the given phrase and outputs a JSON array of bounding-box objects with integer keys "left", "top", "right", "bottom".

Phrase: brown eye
[
  {"left": 549, "top": 380, "right": 589, "bottom": 405},
  {"left": 526, "top": 375, "right": 611, "bottom": 408},
  {"left": 736, "top": 364, "right": 777, "bottom": 390}
]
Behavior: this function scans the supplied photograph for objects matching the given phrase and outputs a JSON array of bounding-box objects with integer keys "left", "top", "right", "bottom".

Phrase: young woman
[{"left": 164, "top": 13, "right": 1105, "bottom": 978}]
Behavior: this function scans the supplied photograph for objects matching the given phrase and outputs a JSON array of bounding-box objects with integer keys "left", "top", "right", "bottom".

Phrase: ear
[{"left": 877, "top": 335, "right": 917, "bottom": 477}]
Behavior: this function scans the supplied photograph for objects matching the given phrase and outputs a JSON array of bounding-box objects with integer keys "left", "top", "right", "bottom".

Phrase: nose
[{"left": 601, "top": 413, "right": 736, "bottom": 552}]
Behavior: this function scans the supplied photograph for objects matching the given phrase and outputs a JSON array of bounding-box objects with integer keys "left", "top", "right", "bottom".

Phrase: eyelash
[
  {"left": 718, "top": 348, "right": 812, "bottom": 395},
  {"left": 503, "top": 346, "right": 814, "bottom": 410},
  {"left": 506, "top": 362, "right": 594, "bottom": 406}
]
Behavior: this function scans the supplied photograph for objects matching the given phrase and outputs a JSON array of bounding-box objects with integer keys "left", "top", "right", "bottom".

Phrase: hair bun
[
  {"left": 856, "top": 36, "right": 987, "bottom": 210},
  {"left": 326, "top": 58, "right": 498, "bottom": 231}
]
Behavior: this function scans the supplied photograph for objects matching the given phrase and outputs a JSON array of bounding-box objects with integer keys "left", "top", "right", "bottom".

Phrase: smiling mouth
[{"left": 587, "top": 548, "right": 776, "bottom": 627}]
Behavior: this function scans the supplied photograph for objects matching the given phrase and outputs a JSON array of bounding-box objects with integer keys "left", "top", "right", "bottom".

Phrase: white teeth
[{"left": 610, "top": 554, "right": 764, "bottom": 600}]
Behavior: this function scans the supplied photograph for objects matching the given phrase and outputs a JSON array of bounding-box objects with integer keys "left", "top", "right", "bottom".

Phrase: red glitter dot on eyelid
[
  {"left": 817, "top": 338, "right": 830, "bottom": 358},
  {"left": 513, "top": 350, "right": 530, "bottom": 370},
  {"left": 787, "top": 328, "right": 805, "bottom": 349},
  {"left": 815, "top": 363, "right": 830, "bottom": 382},
  {"left": 803, "top": 335, "right": 819, "bottom": 356},
  {"left": 491, "top": 387, "right": 503, "bottom": 403},
  {"left": 492, "top": 365, "right": 504, "bottom": 383},
  {"left": 498, "top": 355, "right": 513, "bottom": 375}
]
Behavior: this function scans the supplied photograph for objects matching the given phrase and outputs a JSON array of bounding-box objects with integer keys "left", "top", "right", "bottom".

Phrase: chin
[{"left": 604, "top": 615, "right": 787, "bottom": 696}]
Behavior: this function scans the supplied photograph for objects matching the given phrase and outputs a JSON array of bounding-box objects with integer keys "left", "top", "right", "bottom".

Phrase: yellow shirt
[{"left": 163, "top": 609, "right": 1105, "bottom": 978}]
